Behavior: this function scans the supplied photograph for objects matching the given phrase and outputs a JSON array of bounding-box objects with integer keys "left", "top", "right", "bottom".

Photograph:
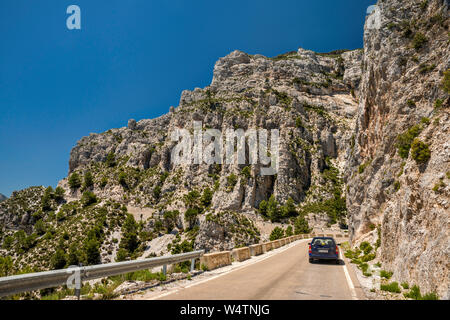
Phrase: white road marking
[
  {"left": 148, "top": 239, "right": 310, "bottom": 300},
  {"left": 340, "top": 250, "right": 357, "bottom": 300}
]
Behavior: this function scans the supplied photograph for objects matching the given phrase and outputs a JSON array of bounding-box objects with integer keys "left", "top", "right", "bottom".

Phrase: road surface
[{"left": 156, "top": 240, "right": 364, "bottom": 300}]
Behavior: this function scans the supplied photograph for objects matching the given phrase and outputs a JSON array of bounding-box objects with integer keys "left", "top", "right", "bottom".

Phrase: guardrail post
[
  {"left": 162, "top": 264, "right": 167, "bottom": 276},
  {"left": 190, "top": 258, "right": 195, "bottom": 272}
]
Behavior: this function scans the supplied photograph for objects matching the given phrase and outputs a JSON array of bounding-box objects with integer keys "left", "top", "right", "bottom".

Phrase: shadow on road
[{"left": 309, "top": 259, "right": 345, "bottom": 266}]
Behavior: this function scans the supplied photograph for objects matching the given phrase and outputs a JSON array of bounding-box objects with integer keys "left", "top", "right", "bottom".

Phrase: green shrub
[
  {"left": 361, "top": 253, "right": 376, "bottom": 262},
  {"left": 420, "top": 117, "right": 430, "bottom": 125},
  {"left": 380, "top": 282, "right": 401, "bottom": 293},
  {"left": 2, "top": 236, "right": 14, "bottom": 250},
  {"left": 200, "top": 187, "right": 213, "bottom": 208},
  {"left": 116, "top": 248, "right": 128, "bottom": 262},
  {"left": 51, "top": 249, "right": 67, "bottom": 269},
  {"left": 412, "top": 32, "right": 427, "bottom": 50},
  {"left": 119, "top": 214, "right": 139, "bottom": 255},
  {"left": 100, "top": 176, "right": 108, "bottom": 188},
  {"left": 397, "top": 125, "right": 422, "bottom": 159},
  {"left": 421, "top": 292, "right": 439, "bottom": 300},
  {"left": 67, "top": 244, "right": 81, "bottom": 266},
  {"left": 443, "top": 69, "right": 450, "bottom": 94},
  {"left": 393, "top": 181, "right": 401, "bottom": 192},
  {"left": 259, "top": 200, "right": 268, "bottom": 215},
  {"left": 184, "top": 190, "right": 200, "bottom": 208},
  {"left": 163, "top": 210, "right": 180, "bottom": 232},
  {"left": 285, "top": 225, "right": 293, "bottom": 237},
  {"left": 404, "top": 285, "right": 421, "bottom": 299},
  {"left": 83, "top": 171, "right": 94, "bottom": 189},
  {"left": 380, "top": 270, "right": 393, "bottom": 279},
  {"left": 0, "top": 256, "right": 13, "bottom": 277},
  {"left": 118, "top": 172, "right": 127, "bottom": 188},
  {"left": 267, "top": 195, "right": 281, "bottom": 222},
  {"left": 358, "top": 161, "right": 370, "bottom": 174},
  {"left": 420, "top": 0, "right": 428, "bottom": 10},
  {"left": 434, "top": 99, "right": 443, "bottom": 109},
  {"left": 359, "top": 242, "right": 373, "bottom": 255},
  {"left": 41, "top": 186, "right": 54, "bottom": 211},
  {"left": 432, "top": 179, "right": 445, "bottom": 193},
  {"left": 269, "top": 227, "right": 284, "bottom": 241},
  {"left": 407, "top": 99, "right": 416, "bottom": 107},
  {"left": 401, "top": 282, "right": 409, "bottom": 289},
  {"left": 418, "top": 63, "right": 435, "bottom": 74},
  {"left": 34, "top": 219, "right": 46, "bottom": 235},
  {"left": 410, "top": 139, "right": 431, "bottom": 163},
  {"left": 105, "top": 152, "right": 116, "bottom": 167},
  {"left": 295, "top": 117, "right": 303, "bottom": 128},
  {"left": 185, "top": 208, "right": 199, "bottom": 230},
  {"left": 68, "top": 172, "right": 82, "bottom": 189},
  {"left": 83, "top": 238, "right": 101, "bottom": 265},
  {"left": 54, "top": 187, "right": 65, "bottom": 201},
  {"left": 281, "top": 197, "right": 297, "bottom": 218},
  {"left": 240, "top": 166, "right": 251, "bottom": 180},
  {"left": 226, "top": 174, "right": 238, "bottom": 191},
  {"left": 201, "top": 264, "right": 209, "bottom": 271},
  {"left": 153, "top": 185, "right": 161, "bottom": 199},
  {"left": 403, "top": 285, "right": 439, "bottom": 300},
  {"left": 81, "top": 191, "right": 97, "bottom": 207},
  {"left": 294, "top": 215, "right": 311, "bottom": 234}
]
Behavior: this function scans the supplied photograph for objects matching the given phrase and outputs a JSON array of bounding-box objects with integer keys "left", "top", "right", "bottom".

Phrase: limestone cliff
[{"left": 346, "top": 0, "right": 449, "bottom": 299}]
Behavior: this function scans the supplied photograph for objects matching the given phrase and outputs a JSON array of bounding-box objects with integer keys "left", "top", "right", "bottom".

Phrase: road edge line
[{"left": 340, "top": 251, "right": 357, "bottom": 300}]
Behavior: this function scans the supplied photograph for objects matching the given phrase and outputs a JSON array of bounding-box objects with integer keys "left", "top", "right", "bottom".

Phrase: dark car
[{"left": 308, "top": 237, "right": 340, "bottom": 264}]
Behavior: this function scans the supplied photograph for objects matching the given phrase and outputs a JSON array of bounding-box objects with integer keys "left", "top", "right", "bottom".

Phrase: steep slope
[
  {"left": 0, "top": 194, "right": 7, "bottom": 202},
  {"left": 345, "top": 0, "right": 449, "bottom": 299}
]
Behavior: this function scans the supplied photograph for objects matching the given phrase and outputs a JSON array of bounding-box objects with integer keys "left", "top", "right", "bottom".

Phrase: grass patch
[
  {"left": 380, "top": 282, "right": 401, "bottom": 293},
  {"left": 380, "top": 270, "right": 393, "bottom": 279}
]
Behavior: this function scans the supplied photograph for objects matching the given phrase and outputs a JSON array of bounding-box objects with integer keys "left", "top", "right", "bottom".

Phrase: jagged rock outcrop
[
  {"left": 345, "top": 0, "right": 449, "bottom": 299},
  {"left": 0, "top": 194, "right": 7, "bottom": 202},
  {"left": 64, "top": 47, "right": 361, "bottom": 223}
]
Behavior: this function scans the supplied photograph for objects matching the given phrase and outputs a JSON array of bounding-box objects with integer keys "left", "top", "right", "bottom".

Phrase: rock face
[
  {"left": 0, "top": 194, "right": 7, "bottom": 202},
  {"left": 345, "top": 0, "right": 449, "bottom": 299},
  {"left": 0, "top": 187, "right": 44, "bottom": 231},
  {"left": 64, "top": 47, "right": 360, "bottom": 228}
]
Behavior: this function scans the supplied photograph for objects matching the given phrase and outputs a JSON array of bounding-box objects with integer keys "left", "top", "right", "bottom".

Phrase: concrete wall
[
  {"left": 200, "top": 251, "right": 232, "bottom": 271},
  {"left": 198, "top": 234, "right": 326, "bottom": 271},
  {"left": 263, "top": 242, "right": 273, "bottom": 252},
  {"left": 249, "top": 244, "right": 263, "bottom": 256},
  {"left": 232, "top": 247, "right": 251, "bottom": 262},
  {"left": 272, "top": 240, "right": 281, "bottom": 249}
]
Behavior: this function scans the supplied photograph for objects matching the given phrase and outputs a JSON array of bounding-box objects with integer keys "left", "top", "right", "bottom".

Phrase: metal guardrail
[{"left": 0, "top": 250, "right": 204, "bottom": 298}]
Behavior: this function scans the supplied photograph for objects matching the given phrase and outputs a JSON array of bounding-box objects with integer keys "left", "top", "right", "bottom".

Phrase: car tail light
[
  {"left": 336, "top": 246, "right": 339, "bottom": 255},
  {"left": 309, "top": 245, "right": 312, "bottom": 253}
]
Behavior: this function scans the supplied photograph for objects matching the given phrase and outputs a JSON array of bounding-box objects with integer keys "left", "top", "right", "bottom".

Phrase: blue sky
[{"left": 0, "top": 0, "right": 374, "bottom": 196}]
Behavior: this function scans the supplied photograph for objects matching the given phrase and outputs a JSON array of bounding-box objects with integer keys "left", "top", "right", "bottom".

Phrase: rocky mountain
[
  {"left": 0, "top": 194, "right": 7, "bottom": 202},
  {"left": 345, "top": 0, "right": 449, "bottom": 299},
  {"left": 0, "top": 0, "right": 448, "bottom": 300}
]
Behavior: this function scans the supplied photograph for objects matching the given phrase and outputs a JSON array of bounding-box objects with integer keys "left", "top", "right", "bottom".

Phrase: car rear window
[{"left": 312, "top": 238, "right": 335, "bottom": 247}]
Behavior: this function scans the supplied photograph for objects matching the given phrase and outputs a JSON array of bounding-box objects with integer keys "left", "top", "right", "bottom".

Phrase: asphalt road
[{"left": 158, "top": 240, "right": 363, "bottom": 300}]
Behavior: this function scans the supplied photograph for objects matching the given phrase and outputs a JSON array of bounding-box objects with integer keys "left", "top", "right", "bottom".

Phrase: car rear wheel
[
  {"left": 309, "top": 258, "right": 313, "bottom": 263},
  {"left": 335, "top": 259, "right": 340, "bottom": 264}
]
